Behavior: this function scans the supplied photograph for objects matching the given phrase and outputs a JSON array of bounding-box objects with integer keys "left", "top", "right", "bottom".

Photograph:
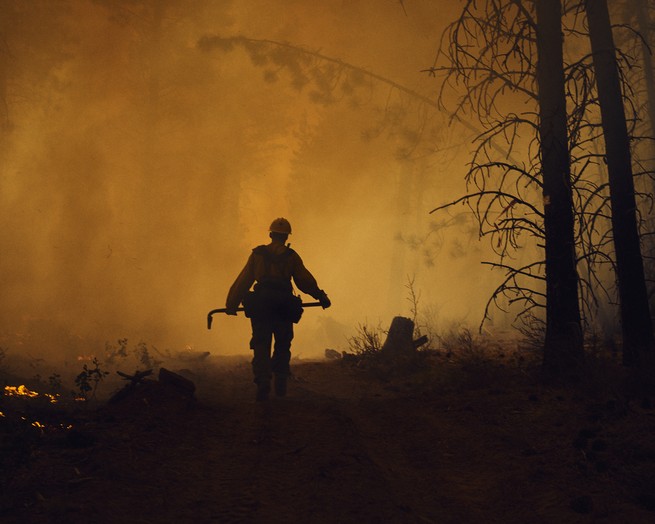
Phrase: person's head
[
  {"left": 270, "top": 231, "right": 288, "bottom": 243},
  {"left": 269, "top": 217, "right": 291, "bottom": 243}
]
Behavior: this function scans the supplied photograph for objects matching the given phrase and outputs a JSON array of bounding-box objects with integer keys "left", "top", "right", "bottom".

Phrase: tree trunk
[
  {"left": 585, "top": 0, "right": 654, "bottom": 367},
  {"left": 635, "top": 0, "right": 655, "bottom": 145},
  {"left": 535, "top": 0, "right": 584, "bottom": 377},
  {"left": 0, "top": 29, "right": 9, "bottom": 134}
]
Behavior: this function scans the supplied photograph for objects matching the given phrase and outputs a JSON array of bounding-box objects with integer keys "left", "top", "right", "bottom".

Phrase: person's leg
[
  {"left": 250, "top": 317, "right": 273, "bottom": 400},
  {"left": 271, "top": 320, "right": 294, "bottom": 396}
]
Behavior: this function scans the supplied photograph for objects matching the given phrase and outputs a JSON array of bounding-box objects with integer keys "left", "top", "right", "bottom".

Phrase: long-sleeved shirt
[{"left": 226, "top": 241, "right": 323, "bottom": 311}]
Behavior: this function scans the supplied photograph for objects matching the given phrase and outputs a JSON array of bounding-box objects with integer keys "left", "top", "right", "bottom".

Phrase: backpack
[{"left": 242, "top": 246, "right": 304, "bottom": 323}]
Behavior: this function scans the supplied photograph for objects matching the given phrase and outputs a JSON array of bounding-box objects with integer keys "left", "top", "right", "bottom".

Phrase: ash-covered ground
[{"left": 2, "top": 347, "right": 655, "bottom": 524}]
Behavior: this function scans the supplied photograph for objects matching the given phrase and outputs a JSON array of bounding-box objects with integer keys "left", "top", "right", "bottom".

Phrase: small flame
[
  {"left": 32, "top": 421, "right": 45, "bottom": 429},
  {"left": 3, "top": 385, "right": 59, "bottom": 403},
  {"left": 4, "top": 385, "right": 39, "bottom": 398}
]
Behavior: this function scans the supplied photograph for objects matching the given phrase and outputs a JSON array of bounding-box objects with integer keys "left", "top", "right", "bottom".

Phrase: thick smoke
[{"left": 1, "top": 0, "right": 507, "bottom": 362}]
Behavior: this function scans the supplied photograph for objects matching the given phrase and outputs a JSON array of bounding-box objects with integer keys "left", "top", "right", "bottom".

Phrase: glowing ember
[
  {"left": 44, "top": 393, "right": 59, "bottom": 404},
  {"left": 32, "top": 421, "right": 45, "bottom": 429}
]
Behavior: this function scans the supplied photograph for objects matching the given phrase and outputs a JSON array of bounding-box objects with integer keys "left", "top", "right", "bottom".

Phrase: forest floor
[{"left": 1, "top": 345, "right": 655, "bottom": 524}]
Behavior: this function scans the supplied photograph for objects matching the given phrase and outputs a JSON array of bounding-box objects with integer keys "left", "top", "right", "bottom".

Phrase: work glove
[
  {"left": 226, "top": 308, "right": 238, "bottom": 316},
  {"left": 317, "top": 291, "right": 331, "bottom": 309}
]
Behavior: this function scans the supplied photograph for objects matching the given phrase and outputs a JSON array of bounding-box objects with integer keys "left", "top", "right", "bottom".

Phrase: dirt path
[{"left": 4, "top": 357, "right": 655, "bottom": 523}]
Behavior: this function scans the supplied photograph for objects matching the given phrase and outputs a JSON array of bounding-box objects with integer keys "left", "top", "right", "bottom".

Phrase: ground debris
[
  {"left": 3, "top": 354, "right": 655, "bottom": 524},
  {"left": 324, "top": 348, "right": 341, "bottom": 360},
  {"left": 108, "top": 367, "right": 196, "bottom": 407}
]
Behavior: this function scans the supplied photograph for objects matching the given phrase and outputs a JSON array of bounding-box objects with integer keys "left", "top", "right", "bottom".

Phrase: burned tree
[
  {"left": 431, "top": 0, "right": 655, "bottom": 372},
  {"left": 430, "top": 0, "right": 584, "bottom": 375},
  {"left": 0, "top": 32, "right": 8, "bottom": 135},
  {"left": 584, "top": 0, "right": 654, "bottom": 367},
  {"left": 537, "top": 0, "right": 584, "bottom": 374},
  {"left": 636, "top": 0, "right": 655, "bottom": 145},
  {"left": 616, "top": 3, "right": 655, "bottom": 313}
]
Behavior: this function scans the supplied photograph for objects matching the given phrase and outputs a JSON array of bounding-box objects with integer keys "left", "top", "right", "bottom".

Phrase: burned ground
[{"left": 2, "top": 351, "right": 655, "bottom": 523}]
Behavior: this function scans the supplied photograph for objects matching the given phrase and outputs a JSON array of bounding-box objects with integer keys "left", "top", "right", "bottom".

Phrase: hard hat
[{"left": 269, "top": 217, "right": 292, "bottom": 235}]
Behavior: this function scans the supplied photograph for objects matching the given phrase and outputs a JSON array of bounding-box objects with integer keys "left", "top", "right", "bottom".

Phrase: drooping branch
[{"left": 197, "top": 34, "right": 520, "bottom": 162}]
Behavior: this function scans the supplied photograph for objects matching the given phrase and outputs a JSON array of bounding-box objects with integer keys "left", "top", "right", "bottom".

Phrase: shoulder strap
[
  {"left": 253, "top": 245, "right": 294, "bottom": 260},
  {"left": 252, "top": 245, "right": 294, "bottom": 279}
]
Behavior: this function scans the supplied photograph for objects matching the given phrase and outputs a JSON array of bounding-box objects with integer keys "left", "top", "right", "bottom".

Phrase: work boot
[
  {"left": 256, "top": 382, "right": 270, "bottom": 402},
  {"left": 274, "top": 375, "right": 287, "bottom": 397}
]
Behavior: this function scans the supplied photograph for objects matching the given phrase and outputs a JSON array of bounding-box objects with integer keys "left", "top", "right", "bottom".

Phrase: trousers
[{"left": 249, "top": 316, "right": 294, "bottom": 384}]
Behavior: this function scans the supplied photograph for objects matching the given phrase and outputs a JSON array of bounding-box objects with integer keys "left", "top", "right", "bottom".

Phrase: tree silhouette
[
  {"left": 537, "top": 0, "right": 584, "bottom": 374},
  {"left": 430, "top": 0, "right": 654, "bottom": 373},
  {"left": 428, "top": 0, "right": 585, "bottom": 375},
  {"left": 584, "top": 0, "right": 654, "bottom": 368}
]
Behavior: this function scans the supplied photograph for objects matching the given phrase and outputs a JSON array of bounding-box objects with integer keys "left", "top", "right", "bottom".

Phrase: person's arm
[
  {"left": 291, "top": 253, "right": 331, "bottom": 308},
  {"left": 225, "top": 253, "right": 256, "bottom": 313}
]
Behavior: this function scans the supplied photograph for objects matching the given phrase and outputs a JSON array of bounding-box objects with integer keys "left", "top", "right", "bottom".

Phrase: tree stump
[{"left": 381, "top": 316, "right": 416, "bottom": 356}]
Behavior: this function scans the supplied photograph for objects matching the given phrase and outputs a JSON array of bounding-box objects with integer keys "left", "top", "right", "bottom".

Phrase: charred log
[
  {"left": 158, "top": 368, "right": 196, "bottom": 394},
  {"left": 109, "top": 368, "right": 196, "bottom": 405}
]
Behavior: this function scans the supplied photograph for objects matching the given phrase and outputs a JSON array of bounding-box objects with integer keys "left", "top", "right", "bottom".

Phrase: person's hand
[
  {"left": 226, "top": 308, "right": 238, "bottom": 316},
  {"left": 318, "top": 291, "right": 331, "bottom": 309}
]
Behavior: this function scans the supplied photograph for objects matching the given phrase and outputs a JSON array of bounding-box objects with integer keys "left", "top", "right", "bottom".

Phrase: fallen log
[
  {"left": 325, "top": 348, "right": 342, "bottom": 360},
  {"left": 158, "top": 367, "right": 196, "bottom": 394},
  {"left": 108, "top": 367, "right": 197, "bottom": 405}
]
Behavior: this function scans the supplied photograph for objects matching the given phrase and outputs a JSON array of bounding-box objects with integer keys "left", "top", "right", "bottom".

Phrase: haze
[{"left": 1, "top": 0, "right": 510, "bottom": 361}]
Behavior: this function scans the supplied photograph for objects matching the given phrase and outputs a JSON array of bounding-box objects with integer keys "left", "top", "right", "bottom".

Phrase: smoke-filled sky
[{"left": 1, "top": 0, "right": 513, "bottom": 360}]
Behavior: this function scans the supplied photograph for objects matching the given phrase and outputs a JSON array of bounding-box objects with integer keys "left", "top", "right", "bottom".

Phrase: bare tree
[
  {"left": 614, "top": 0, "right": 655, "bottom": 322},
  {"left": 584, "top": 0, "right": 654, "bottom": 368},
  {"left": 635, "top": 0, "right": 655, "bottom": 140},
  {"left": 537, "top": 0, "right": 584, "bottom": 374},
  {"left": 429, "top": 0, "right": 584, "bottom": 376},
  {"left": 0, "top": 32, "right": 8, "bottom": 134}
]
